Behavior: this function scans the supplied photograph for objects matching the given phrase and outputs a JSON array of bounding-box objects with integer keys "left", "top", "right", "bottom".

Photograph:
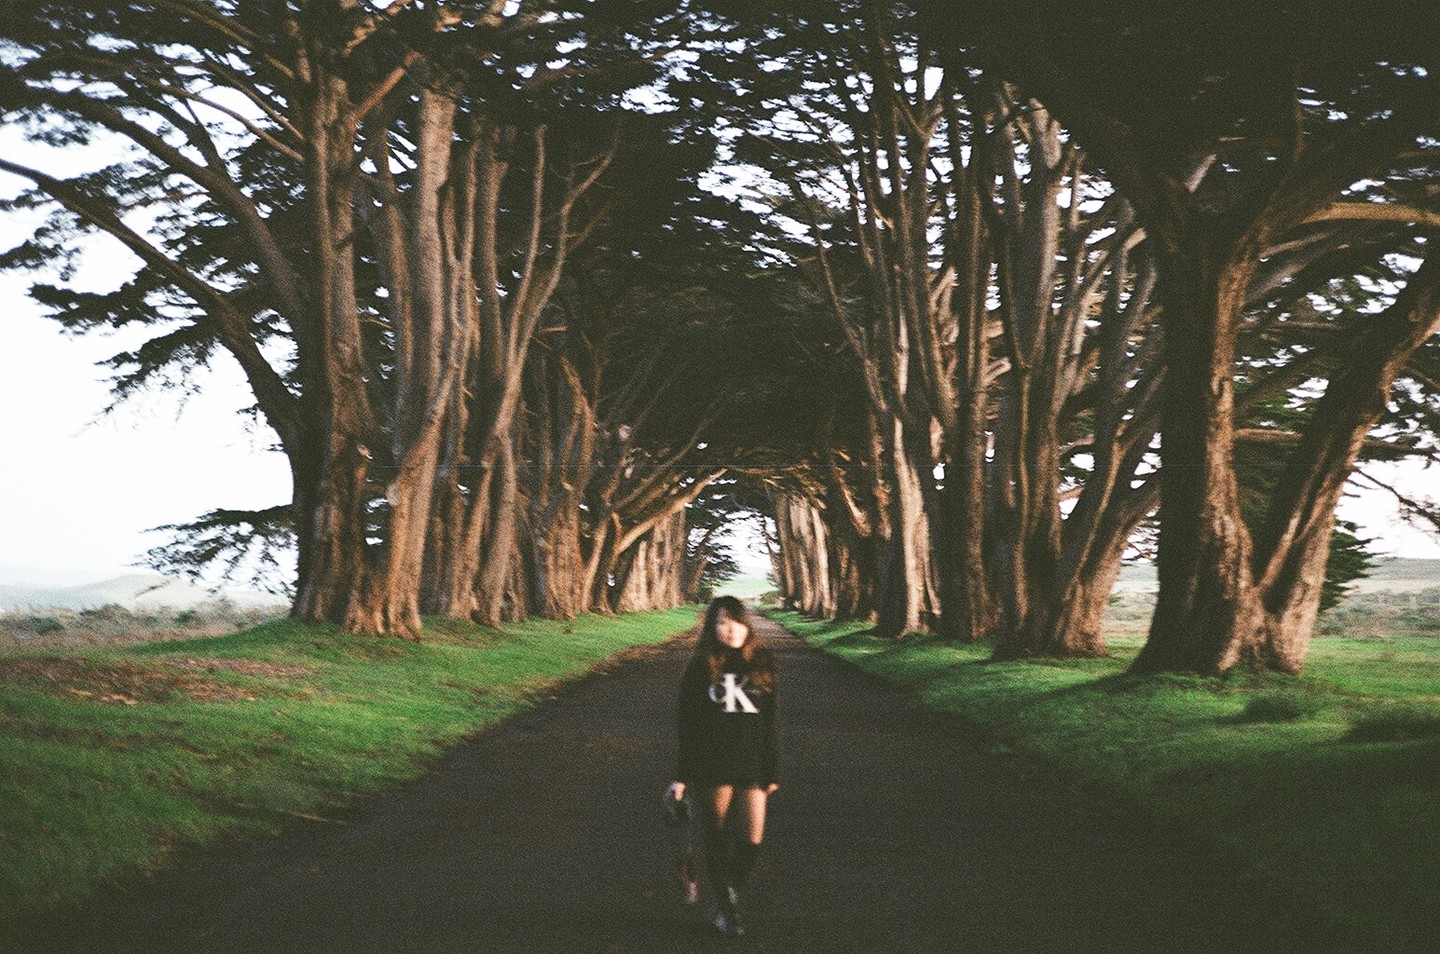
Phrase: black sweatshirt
[{"left": 675, "top": 649, "right": 777, "bottom": 786}]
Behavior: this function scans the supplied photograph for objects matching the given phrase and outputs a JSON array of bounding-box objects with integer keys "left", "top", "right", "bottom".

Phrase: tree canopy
[{"left": 3, "top": 0, "right": 1438, "bottom": 675}]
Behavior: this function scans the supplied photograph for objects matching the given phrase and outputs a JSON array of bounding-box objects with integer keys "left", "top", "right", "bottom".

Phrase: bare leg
[
  {"left": 739, "top": 786, "right": 768, "bottom": 846},
  {"left": 705, "top": 784, "right": 735, "bottom": 830}
]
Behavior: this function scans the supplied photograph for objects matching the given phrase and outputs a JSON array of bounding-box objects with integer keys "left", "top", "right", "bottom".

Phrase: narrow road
[{"left": 23, "top": 615, "right": 1286, "bottom": 953}]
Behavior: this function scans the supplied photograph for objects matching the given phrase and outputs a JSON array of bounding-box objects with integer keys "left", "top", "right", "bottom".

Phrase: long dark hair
[{"left": 692, "top": 595, "right": 775, "bottom": 692}]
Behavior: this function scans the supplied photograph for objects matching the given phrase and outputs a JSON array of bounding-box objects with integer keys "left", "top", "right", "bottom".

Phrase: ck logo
[{"left": 709, "top": 673, "right": 759, "bottom": 714}]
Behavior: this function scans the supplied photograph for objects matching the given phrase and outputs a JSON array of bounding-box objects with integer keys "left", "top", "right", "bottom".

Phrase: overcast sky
[{"left": 1, "top": 130, "right": 1435, "bottom": 589}]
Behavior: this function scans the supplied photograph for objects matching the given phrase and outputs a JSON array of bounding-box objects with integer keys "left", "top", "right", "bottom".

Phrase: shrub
[
  {"left": 78, "top": 603, "right": 132, "bottom": 623},
  {"left": 1347, "top": 704, "right": 1440, "bottom": 742},
  {"left": 1396, "top": 608, "right": 1440, "bottom": 631},
  {"left": 1237, "top": 691, "right": 1326, "bottom": 723},
  {"left": 19, "top": 616, "right": 66, "bottom": 635}
]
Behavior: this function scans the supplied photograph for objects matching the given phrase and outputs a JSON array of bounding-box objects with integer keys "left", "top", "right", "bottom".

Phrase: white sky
[
  {"left": 0, "top": 272, "right": 292, "bottom": 581},
  {"left": 0, "top": 124, "right": 285, "bottom": 584},
  {"left": 1, "top": 132, "right": 1436, "bottom": 590}
]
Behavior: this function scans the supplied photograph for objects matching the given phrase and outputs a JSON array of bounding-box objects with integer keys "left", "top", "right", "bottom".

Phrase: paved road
[{"left": 19, "top": 615, "right": 1295, "bottom": 953}]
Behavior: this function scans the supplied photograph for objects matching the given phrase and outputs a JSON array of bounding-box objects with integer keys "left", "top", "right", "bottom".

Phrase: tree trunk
[
  {"left": 291, "top": 76, "right": 473, "bottom": 638},
  {"left": 873, "top": 418, "right": 932, "bottom": 637},
  {"left": 532, "top": 508, "right": 586, "bottom": 619},
  {"left": 831, "top": 526, "right": 872, "bottom": 619},
  {"left": 1133, "top": 241, "right": 1262, "bottom": 674},
  {"left": 290, "top": 436, "right": 375, "bottom": 628},
  {"left": 1001, "top": 518, "right": 1129, "bottom": 658},
  {"left": 521, "top": 347, "right": 596, "bottom": 619},
  {"left": 290, "top": 68, "right": 389, "bottom": 633},
  {"left": 770, "top": 489, "right": 839, "bottom": 618},
  {"left": 615, "top": 509, "right": 686, "bottom": 611},
  {"left": 1248, "top": 253, "right": 1440, "bottom": 672},
  {"left": 681, "top": 522, "right": 722, "bottom": 603},
  {"left": 474, "top": 437, "right": 522, "bottom": 625}
]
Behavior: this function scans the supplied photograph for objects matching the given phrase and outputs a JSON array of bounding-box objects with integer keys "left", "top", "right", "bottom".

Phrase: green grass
[
  {"left": 0, "top": 607, "right": 701, "bottom": 928},
  {"left": 774, "top": 611, "right": 1440, "bottom": 950}
]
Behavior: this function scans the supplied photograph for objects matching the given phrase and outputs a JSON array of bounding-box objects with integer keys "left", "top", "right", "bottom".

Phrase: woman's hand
[
  {"left": 667, "top": 781, "right": 686, "bottom": 802},
  {"left": 765, "top": 782, "right": 779, "bottom": 795}
]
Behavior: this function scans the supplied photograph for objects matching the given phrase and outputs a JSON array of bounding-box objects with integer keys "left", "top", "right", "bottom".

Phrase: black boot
[
  {"left": 716, "top": 841, "right": 759, "bottom": 937},
  {"left": 729, "top": 840, "right": 759, "bottom": 890},
  {"left": 702, "top": 821, "right": 736, "bottom": 935},
  {"left": 722, "top": 884, "right": 745, "bottom": 937}
]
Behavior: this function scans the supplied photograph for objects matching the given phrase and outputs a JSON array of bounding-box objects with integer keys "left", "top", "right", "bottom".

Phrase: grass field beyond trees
[
  {"left": 773, "top": 609, "right": 1440, "bottom": 951},
  {"left": 0, "top": 607, "right": 702, "bottom": 931}
]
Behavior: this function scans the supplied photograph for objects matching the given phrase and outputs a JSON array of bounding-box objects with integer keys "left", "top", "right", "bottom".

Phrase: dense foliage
[{"left": 3, "top": 1, "right": 1438, "bottom": 674}]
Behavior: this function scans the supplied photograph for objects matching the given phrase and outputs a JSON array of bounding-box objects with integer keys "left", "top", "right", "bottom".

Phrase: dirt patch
[
  {"left": 0, "top": 657, "right": 256, "bottom": 704},
  {"left": 416, "top": 618, "right": 506, "bottom": 646},
  {"left": 164, "top": 657, "right": 314, "bottom": 679}
]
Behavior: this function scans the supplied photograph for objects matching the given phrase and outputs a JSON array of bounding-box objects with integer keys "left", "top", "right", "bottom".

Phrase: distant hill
[
  {"left": 716, "top": 575, "right": 773, "bottom": 601},
  {"left": 0, "top": 569, "right": 286, "bottom": 611},
  {"left": 1115, "top": 563, "right": 1158, "bottom": 594},
  {"left": 1345, "top": 557, "right": 1440, "bottom": 593},
  {"left": 1112, "top": 557, "right": 1438, "bottom": 596}
]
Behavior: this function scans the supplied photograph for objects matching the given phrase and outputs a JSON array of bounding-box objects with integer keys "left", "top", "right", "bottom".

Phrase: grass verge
[
  {"left": 772, "top": 611, "right": 1440, "bottom": 952},
  {"left": 0, "top": 607, "right": 700, "bottom": 929}
]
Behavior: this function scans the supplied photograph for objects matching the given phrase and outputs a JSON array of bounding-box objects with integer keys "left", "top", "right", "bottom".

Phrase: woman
[{"left": 668, "top": 595, "right": 779, "bottom": 938}]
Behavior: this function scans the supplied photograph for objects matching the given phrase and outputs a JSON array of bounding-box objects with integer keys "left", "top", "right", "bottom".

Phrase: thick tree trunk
[
  {"left": 532, "top": 508, "right": 587, "bottom": 619},
  {"left": 615, "top": 509, "right": 686, "bottom": 611},
  {"left": 357, "top": 448, "right": 443, "bottom": 636},
  {"left": 1039, "top": 555, "right": 1123, "bottom": 657},
  {"left": 290, "top": 69, "right": 393, "bottom": 633},
  {"left": 420, "top": 461, "right": 485, "bottom": 619},
  {"left": 291, "top": 77, "right": 472, "bottom": 638},
  {"left": 1252, "top": 522, "right": 1333, "bottom": 673},
  {"left": 1248, "top": 253, "right": 1440, "bottom": 672},
  {"left": 906, "top": 84, "right": 1001, "bottom": 644},
  {"left": 1000, "top": 519, "right": 1129, "bottom": 659},
  {"left": 290, "top": 436, "right": 375, "bottom": 628},
  {"left": 474, "top": 437, "right": 521, "bottom": 625},
  {"left": 1133, "top": 242, "right": 1262, "bottom": 674},
  {"left": 932, "top": 161, "right": 995, "bottom": 642},
  {"left": 770, "top": 489, "right": 839, "bottom": 618},
  {"left": 816, "top": 438, "right": 881, "bottom": 620},
  {"left": 520, "top": 348, "right": 596, "bottom": 620},
  {"left": 806, "top": 502, "right": 837, "bottom": 617},
  {"left": 832, "top": 529, "right": 872, "bottom": 619},
  {"left": 768, "top": 487, "right": 804, "bottom": 611},
  {"left": 873, "top": 419, "right": 932, "bottom": 637},
  {"left": 985, "top": 98, "right": 1062, "bottom": 642},
  {"left": 936, "top": 404, "right": 995, "bottom": 642}
]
